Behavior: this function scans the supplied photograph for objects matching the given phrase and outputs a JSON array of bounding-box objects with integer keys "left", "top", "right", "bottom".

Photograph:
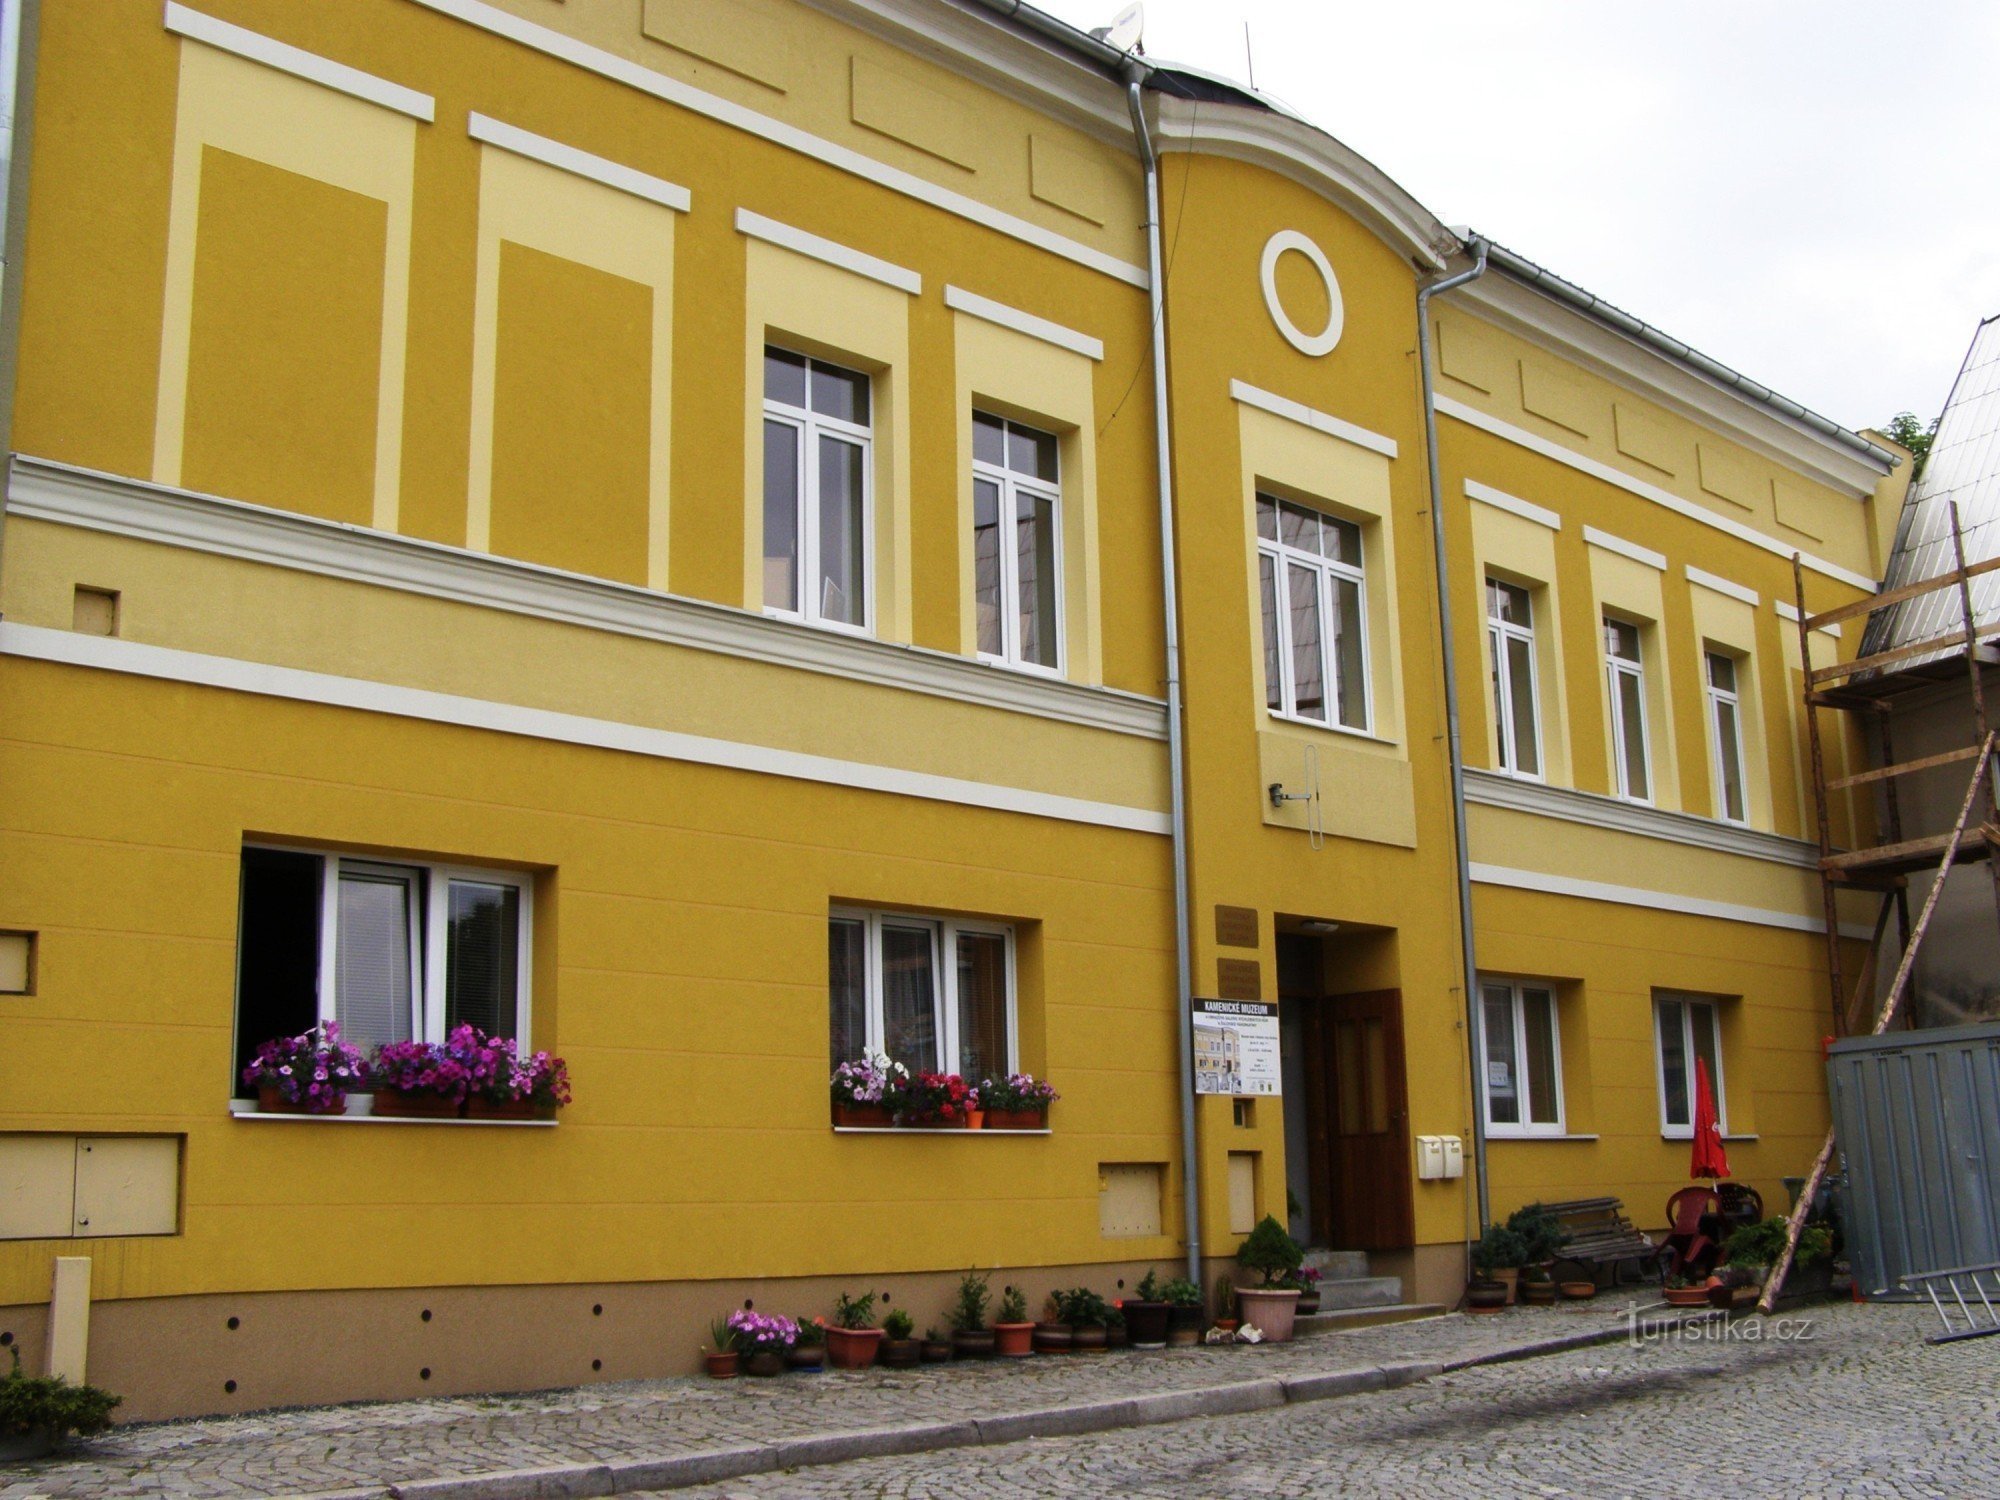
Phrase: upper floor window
[
  {"left": 1487, "top": 578, "right": 1541, "bottom": 778},
  {"left": 1656, "top": 991, "right": 1725, "bottom": 1137},
  {"left": 234, "top": 847, "right": 531, "bottom": 1091},
  {"left": 1480, "top": 978, "right": 1563, "bottom": 1136},
  {"left": 1705, "top": 650, "right": 1748, "bottom": 823},
  {"left": 1604, "top": 617, "right": 1650, "bottom": 803},
  {"left": 972, "top": 413, "right": 1061, "bottom": 673},
  {"left": 829, "top": 908, "right": 1014, "bottom": 1082},
  {"left": 1257, "top": 494, "right": 1368, "bottom": 731},
  {"left": 763, "top": 347, "right": 871, "bottom": 633}
]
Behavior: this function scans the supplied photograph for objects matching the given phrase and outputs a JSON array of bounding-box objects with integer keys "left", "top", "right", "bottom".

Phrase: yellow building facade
[{"left": 0, "top": 0, "right": 1903, "bottom": 1417}]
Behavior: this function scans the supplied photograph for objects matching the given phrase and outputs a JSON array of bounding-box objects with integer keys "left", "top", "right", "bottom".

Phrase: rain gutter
[{"left": 0, "top": 0, "right": 38, "bottom": 599}]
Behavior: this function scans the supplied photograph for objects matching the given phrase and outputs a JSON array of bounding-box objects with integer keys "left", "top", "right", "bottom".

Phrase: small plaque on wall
[
  {"left": 1216, "top": 957, "right": 1261, "bottom": 1001},
  {"left": 1214, "top": 905, "right": 1258, "bottom": 950}
]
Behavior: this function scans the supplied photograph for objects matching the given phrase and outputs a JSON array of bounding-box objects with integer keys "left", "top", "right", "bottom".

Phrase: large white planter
[{"left": 1234, "top": 1286, "right": 1303, "bottom": 1343}]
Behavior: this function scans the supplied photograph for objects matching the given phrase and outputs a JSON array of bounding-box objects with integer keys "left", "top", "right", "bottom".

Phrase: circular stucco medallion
[{"left": 1259, "top": 229, "right": 1344, "bottom": 358}]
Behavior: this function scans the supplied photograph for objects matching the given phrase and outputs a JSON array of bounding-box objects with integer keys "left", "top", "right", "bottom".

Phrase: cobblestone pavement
[
  {"left": 659, "top": 1302, "right": 1997, "bottom": 1500},
  {"left": 0, "top": 1301, "right": 1646, "bottom": 1499}
]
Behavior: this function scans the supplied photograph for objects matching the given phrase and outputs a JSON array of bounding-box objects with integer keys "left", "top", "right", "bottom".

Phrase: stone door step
[
  {"left": 1316, "top": 1275, "right": 1405, "bottom": 1310},
  {"left": 1301, "top": 1249, "right": 1370, "bottom": 1279}
]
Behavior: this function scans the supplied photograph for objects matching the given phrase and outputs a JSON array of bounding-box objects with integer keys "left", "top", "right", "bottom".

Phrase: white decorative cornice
[{"left": 1464, "top": 767, "right": 1820, "bottom": 869}]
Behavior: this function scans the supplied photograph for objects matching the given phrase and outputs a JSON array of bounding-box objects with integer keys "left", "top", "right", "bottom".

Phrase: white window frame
[
  {"left": 1256, "top": 494, "right": 1372, "bottom": 734},
  {"left": 1604, "top": 616, "right": 1652, "bottom": 804},
  {"left": 763, "top": 349, "right": 875, "bottom": 637},
  {"left": 971, "top": 414, "right": 1065, "bottom": 678},
  {"left": 1704, "top": 649, "right": 1749, "bottom": 825},
  {"left": 246, "top": 843, "right": 534, "bottom": 1047},
  {"left": 1487, "top": 579, "right": 1544, "bottom": 780},
  {"left": 1477, "top": 977, "right": 1566, "bottom": 1138},
  {"left": 830, "top": 906, "right": 1017, "bottom": 1078},
  {"left": 1655, "top": 992, "right": 1726, "bottom": 1139}
]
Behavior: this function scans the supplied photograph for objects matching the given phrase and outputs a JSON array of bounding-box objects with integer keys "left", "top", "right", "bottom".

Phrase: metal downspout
[
  {"left": 1416, "top": 240, "right": 1491, "bottom": 1232},
  {"left": 0, "top": 0, "right": 38, "bottom": 596},
  {"left": 1126, "top": 72, "right": 1201, "bottom": 1283}
]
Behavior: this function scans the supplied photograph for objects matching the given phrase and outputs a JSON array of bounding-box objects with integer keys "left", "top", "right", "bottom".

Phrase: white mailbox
[
  {"left": 1441, "top": 1136, "right": 1465, "bottom": 1179},
  {"left": 1414, "top": 1135, "right": 1445, "bottom": 1180}
]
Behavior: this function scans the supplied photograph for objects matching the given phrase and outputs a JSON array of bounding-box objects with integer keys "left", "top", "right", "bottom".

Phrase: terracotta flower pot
[
  {"left": 256, "top": 1082, "right": 343, "bottom": 1116},
  {"left": 704, "top": 1351, "right": 739, "bottom": 1379},
  {"left": 1560, "top": 1281, "right": 1598, "bottom": 1300},
  {"left": 952, "top": 1329, "right": 996, "bottom": 1359},
  {"left": 1236, "top": 1286, "right": 1302, "bottom": 1343},
  {"left": 1122, "top": 1301, "right": 1170, "bottom": 1348},
  {"left": 988, "top": 1109, "right": 1047, "bottom": 1131},
  {"left": 467, "top": 1094, "right": 534, "bottom": 1120},
  {"left": 965, "top": 1109, "right": 986, "bottom": 1129},
  {"left": 832, "top": 1100, "right": 891, "bottom": 1128},
  {"left": 373, "top": 1089, "right": 464, "bottom": 1119},
  {"left": 1663, "top": 1286, "right": 1710, "bottom": 1307},
  {"left": 994, "top": 1321, "right": 1035, "bottom": 1358},
  {"left": 825, "top": 1326, "right": 884, "bottom": 1369}
]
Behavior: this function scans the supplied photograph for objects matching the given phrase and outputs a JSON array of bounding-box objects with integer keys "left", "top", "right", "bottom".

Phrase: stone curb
[
  {"left": 332, "top": 1326, "right": 1648, "bottom": 1500},
  {"left": 1439, "top": 1307, "right": 1724, "bottom": 1373}
]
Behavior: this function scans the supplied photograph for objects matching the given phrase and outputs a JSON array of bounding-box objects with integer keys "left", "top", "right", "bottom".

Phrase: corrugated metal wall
[{"left": 1828, "top": 1022, "right": 2000, "bottom": 1298}]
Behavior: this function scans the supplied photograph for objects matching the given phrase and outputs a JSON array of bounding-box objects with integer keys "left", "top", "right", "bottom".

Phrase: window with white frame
[
  {"left": 1704, "top": 649, "right": 1748, "bottom": 823},
  {"left": 828, "top": 908, "right": 1013, "bottom": 1081},
  {"left": 1655, "top": 991, "right": 1725, "bottom": 1136},
  {"left": 1604, "top": 617, "right": 1651, "bottom": 803},
  {"left": 234, "top": 846, "right": 531, "bottom": 1090},
  {"left": 1487, "top": 578, "right": 1542, "bottom": 777},
  {"left": 972, "top": 412, "right": 1062, "bottom": 673},
  {"left": 1479, "top": 978, "right": 1563, "bottom": 1135},
  {"left": 763, "top": 347, "right": 871, "bottom": 632},
  {"left": 1256, "top": 493, "right": 1369, "bottom": 730}
]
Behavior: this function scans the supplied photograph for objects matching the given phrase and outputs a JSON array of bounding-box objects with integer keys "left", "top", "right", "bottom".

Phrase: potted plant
[
  {"left": 1506, "top": 1202, "right": 1566, "bottom": 1285},
  {"left": 894, "top": 1071, "right": 976, "bottom": 1127},
  {"left": 1062, "top": 1288, "right": 1111, "bottom": 1351},
  {"left": 518, "top": 1049, "right": 572, "bottom": 1120},
  {"left": 1212, "top": 1274, "right": 1240, "bottom": 1336},
  {"left": 372, "top": 1038, "right": 470, "bottom": 1118},
  {"left": 788, "top": 1316, "right": 825, "bottom": 1371},
  {"left": 1288, "top": 1265, "right": 1323, "bottom": 1316},
  {"left": 1033, "top": 1292, "right": 1073, "bottom": 1354},
  {"left": 920, "top": 1326, "right": 953, "bottom": 1363},
  {"left": 1104, "top": 1306, "right": 1128, "bottom": 1349},
  {"left": 830, "top": 1055, "right": 905, "bottom": 1128},
  {"left": 1472, "top": 1223, "right": 1528, "bottom": 1305},
  {"left": 993, "top": 1285, "right": 1034, "bottom": 1358},
  {"left": 1662, "top": 1273, "right": 1710, "bottom": 1308},
  {"left": 1162, "top": 1277, "right": 1204, "bottom": 1346},
  {"left": 242, "top": 1022, "right": 369, "bottom": 1115},
  {"left": 879, "top": 1308, "right": 921, "bottom": 1367},
  {"left": 0, "top": 1348, "right": 120, "bottom": 1461},
  {"left": 826, "top": 1291, "right": 883, "bottom": 1369},
  {"left": 1465, "top": 1279, "right": 1508, "bottom": 1313},
  {"left": 949, "top": 1270, "right": 995, "bottom": 1359},
  {"left": 1519, "top": 1264, "right": 1557, "bottom": 1305},
  {"left": 1234, "top": 1215, "right": 1305, "bottom": 1342},
  {"left": 1122, "top": 1268, "right": 1171, "bottom": 1349},
  {"left": 979, "top": 1073, "right": 1058, "bottom": 1130},
  {"left": 727, "top": 1310, "right": 798, "bottom": 1376},
  {"left": 1560, "top": 1277, "right": 1598, "bottom": 1300},
  {"left": 704, "top": 1317, "right": 741, "bottom": 1379}
]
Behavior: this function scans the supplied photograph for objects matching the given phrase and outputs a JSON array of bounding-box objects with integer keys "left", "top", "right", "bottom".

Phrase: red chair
[{"left": 1661, "top": 1187, "right": 1721, "bottom": 1281}]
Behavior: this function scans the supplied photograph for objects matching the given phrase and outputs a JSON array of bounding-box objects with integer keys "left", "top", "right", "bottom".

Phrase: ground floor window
[
  {"left": 1479, "top": 978, "right": 1563, "bottom": 1135},
  {"left": 828, "top": 908, "right": 1013, "bottom": 1080},
  {"left": 1656, "top": 990, "right": 1725, "bottom": 1136},
  {"left": 234, "top": 846, "right": 531, "bottom": 1091}
]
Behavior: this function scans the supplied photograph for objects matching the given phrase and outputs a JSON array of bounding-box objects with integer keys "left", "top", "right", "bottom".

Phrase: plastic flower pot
[
  {"left": 825, "top": 1326, "right": 884, "bottom": 1370},
  {"left": 1236, "top": 1287, "right": 1302, "bottom": 1342},
  {"left": 993, "top": 1321, "right": 1035, "bottom": 1358},
  {"left": 1165, "top": 1307, "right": 1204, "bottom": 1347},
  {"left": 879, "top": 1338, "right": 921, "bottom": 1369},
  {"left": 965, "top": 1109, "right": 986, "bottom": 1129},
  {"left": 952, "top": 1329, "right": 996, "bottom": 1359},
  {"left": 1072, "top": 1325, "right": 1107, "bottom": 1353},
  {"left": 256, "top": 1083, "right": 343, "bottom": 1116},
  {"left": 988, "top": 1109, "right": 1046, "bottom": 1130},
  {"left": 372, "top": 1090, "right": 464, "bottom": 1119},
  {"left": 1031, "top": 1321, "right": 1073, "bottom": 1354},
  {"left": 832, "top": 1101, "right": 890, "bottom": 1128},
  {"left": 919, "top": 1338, "right": 953, "bottom": 1364},
  {"left": 704, "top": 1351, "right": 739, "bottom": 1379},
  {"left": 744, "top": 1350, "right": 786, "bottom": 1377},
  {"left": 1122, "top": 1301, "right": 1170, "bottom": 1348},
  {"left": 786, "top": 1344, "right": 824, "bottom": 1371},
  {"left": 467, "top": 1094, "right": 534, "bottom": 1120},
  {"left": 1467, "top": 1281, "right": 1507, "bottom": 1313},
  {"left": 1295, "top": 1289, "right": 1322, "bottom": 1315}
]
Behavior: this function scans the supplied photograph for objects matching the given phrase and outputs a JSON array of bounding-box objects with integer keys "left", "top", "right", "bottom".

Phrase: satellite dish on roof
[{"left": 1091, "top": 2, "right": 1144, "bottom": 54}]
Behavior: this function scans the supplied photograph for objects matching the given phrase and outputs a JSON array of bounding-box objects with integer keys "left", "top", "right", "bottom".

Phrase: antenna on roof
[
  {"left": 1089, "top": 2, "right": 1144, "bottom": 55},
  {"left": 1244, "top": 21, "right": 1256, "bottom": 90}
]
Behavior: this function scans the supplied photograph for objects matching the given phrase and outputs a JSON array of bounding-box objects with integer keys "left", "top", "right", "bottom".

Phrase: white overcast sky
[{"left": 1030, "top": 0, "right": 2000, "bottom": 434}]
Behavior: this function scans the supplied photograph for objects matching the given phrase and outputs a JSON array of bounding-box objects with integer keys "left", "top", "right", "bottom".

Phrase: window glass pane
[
  {"left": 880, "top": 923, "right": 938, "bottom": 1074},
  {"left": 1017, "top": 489, "right": 1059, "bottom": 667},
  {"left": 235, "top": 848, "right": 323, "bottom": 1092},
  {"left": 1362, "top": 1017, "right": 1388, "bottom": 1132},
  {"left": 763, "top": 347, "right": 806, "bottom": 407},
  {"left": 1658, "top": 999, "right": 1690, "bottom": 1127},
  {"left": 817, "top": 435, "right": 866, "bottom": 625},
  {"left": 810, "top": 360, "right": 869, "bottom": 425},
  {"left": 1259, "top": 553, "right": 1282, "bottom": 712},
  {"left": 1691, "top": 1004, "right": 1722, "bottom": 1124},
  {"left": 446, "top": 880, "right": 519, "bottom": 1040},
  {"left": 1287, "top": 562, "right": 1326, "bottom": 720},
  {"left": 973, "top": 477, "right": 1002, "bottom": 656},
  {"left": 1716, "top": 698, "right": 1745, "bottom": 820},
  {"left": 762, "top": 419, "right": 799, "bottom": 612},
  {"left": 1707, "top": 652, "right": 1736, "bottom": 693},
  {"left": 1482, "top": 986, "right": 1520, "bottom": 1125},
  {"left": 336, "top": 867, "right": 416, "bottom": 1053},
  {"left": 1331, "top": 574, "right": 1366, "bottom": 729},
  {"left": 1506, "top": 633, "right": 1539, "bottom": 775},
  {"left": 1488, "top": 579, "right": 1530, "bottom": 625},
  {"left": 1616, "top": 668, "right": 1649, "bottom": 799},
  {"left": 1522, "top": 988, "right": 1559, "bottom": 1126},
  {"left": 973, "top": 411, "right": 1006, "bottom": 468},
  {"left": 955, "top": 930, "right": 1009, "bottom": 1080},
  {"left": 1008, "top": 423, "right": 1058, "bottom": 483},
  {"left": 1605, "top": 618, "right": 1640, "bottom": 661},
  {"left": 1322, "top": 515, "right": 1362, "bottom": 567},
  {"left": 1489, "top": 628, "right": 1511, "bottom": 769},
  {"left": 1335, "top": 1018, "right": 1363, "bottom": 1134},
  {"left": 1280, "top": 501, "right": 1319, "bottom": 555},
  {"left": 1256, "top": 494, "right": 1278, "bottom": 542},
  {"left": 828, "top": 918, "right": 867, "bottom": 1072}
]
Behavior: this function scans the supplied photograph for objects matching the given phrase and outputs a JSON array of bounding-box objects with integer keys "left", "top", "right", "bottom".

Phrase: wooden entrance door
[{"left": 1303, "top": 989, "right": 1414, "bottom": 1252}]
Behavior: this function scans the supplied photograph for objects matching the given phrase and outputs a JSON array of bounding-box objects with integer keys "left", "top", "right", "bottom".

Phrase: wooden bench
[{"left": 1539, "top": 1197, "right": 1665, "bottom": 1285}]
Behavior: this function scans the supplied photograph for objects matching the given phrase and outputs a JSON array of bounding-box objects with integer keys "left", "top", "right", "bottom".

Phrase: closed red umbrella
[{"left": 1690, "top": 1055, "right": 1730, "bottom": 1181}]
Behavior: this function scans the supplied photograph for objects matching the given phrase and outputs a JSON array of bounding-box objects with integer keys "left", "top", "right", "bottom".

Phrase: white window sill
[
  {"left": 975, "top": 651, "right": 1067, "bottom": 683},
  {"left": 761, "top": 607, "right": 876, "bottom": 641},
  {"left": 1487, "top": 1130, "right": 1598, "bottom": 1142},
  {"left": 229, "top": 1101, "right": 556, "bottom": 1127},
  {"left": 831, "top": 1125, "right": 1050, "bottom": 1135},
  {"left": 1263, "top": 709, "right": 1398, "bottom": 748}
]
